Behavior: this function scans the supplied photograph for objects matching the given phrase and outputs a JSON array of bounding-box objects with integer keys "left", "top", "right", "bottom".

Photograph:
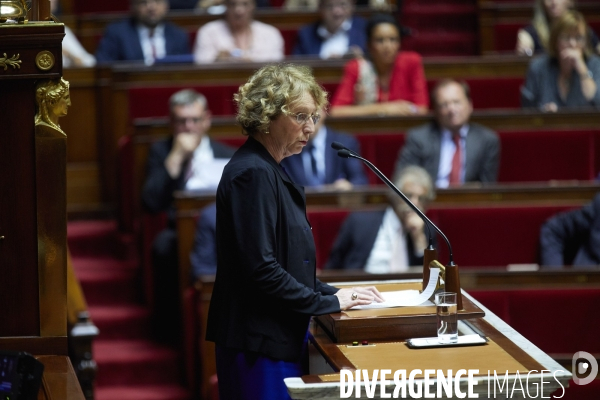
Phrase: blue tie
[{"left": 306, "top": 143, "right": 321, "bottom": 185}]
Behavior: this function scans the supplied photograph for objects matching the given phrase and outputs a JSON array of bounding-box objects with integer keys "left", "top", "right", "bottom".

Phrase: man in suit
[
  {"left": 142, "top": 89, "right": 234, "bottom": 342},
  {"left": 292, "top": 0, "right": 367, "bottom": 59},
  {"left": 395, "top": 79, "right": 500, "bottom": 188},
  {"left": 95, "top": 0, "right": 190, "bottom": 64},
  {"left": 540, "top": 194, "right": 600, "bottom": 267},
  {"left": 326, "top": 165, "right": 435, "bottom": 272},
  {"left": 280, "top": 110, "right": 368, "bottom": 189}
]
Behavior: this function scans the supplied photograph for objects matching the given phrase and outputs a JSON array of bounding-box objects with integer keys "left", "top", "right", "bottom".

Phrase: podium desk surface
[{"left": 286, "top": 289, "right": 572, "bottom": 399}]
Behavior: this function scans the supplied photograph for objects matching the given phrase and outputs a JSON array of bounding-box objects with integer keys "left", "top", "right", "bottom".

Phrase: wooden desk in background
[{"left": 174, "top": 182, "right": 600, "bottom": 301}]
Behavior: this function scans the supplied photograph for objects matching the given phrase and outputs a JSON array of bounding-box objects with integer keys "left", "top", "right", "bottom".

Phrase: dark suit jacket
[
  {"left": 325, "top": 210, "right": 428, "bottom": 270},
  {"left": 280, "top": 128, "right": 368, "bottom": 187},
  {"left": 395, "top": 122, "right": 500, "bottom": 185},
  {"left": 190, "top": 202, "right": 217, "bottom": 278},
  {"left": 141, "top": 137, "right": 235, "bottom": 225},
  {"left": 292, "top": 16, "right": 367, "bottom": 57},
  {"left": 540, "top": 194, "right": 600, "bottom": 267},
  {"left": 95, "top": 18, "right": 190, "bottom": 63},
  {"left": 206, "top": 136, "right": 340, "bottom": 361}
]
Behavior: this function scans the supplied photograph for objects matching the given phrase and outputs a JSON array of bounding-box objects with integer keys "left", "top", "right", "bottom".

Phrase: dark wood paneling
[
  {"left": 0, "top": 80, "right": 40, "bottom": 336},
  {"left": 0, "top": 337, "right": 68, "bottom": 356}
]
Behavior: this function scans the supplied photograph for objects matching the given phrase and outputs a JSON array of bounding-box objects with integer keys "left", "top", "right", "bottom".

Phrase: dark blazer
[
  {"left": 141, "top": 137, "right": 235, "bottom": 224},
  {"left": 292, "top": 16, "right": 367, "bottom": 57},
  {"left": 521, "top": 54, "right": 600, "bottom": 109},
  {"left": 540, "top": 193, "right": 600, "bottom": 267},
  {"left": 395, "top": 122, "right": 500, "bottom": 185},
  {"left": 95, "top": 18, "right": 190, "bottom": 63},
  {"left": 325, "top": 210, "right": 428, "bottom": 270},
  {"left": 190, "top": 202, "right": 217, "bottom": 278},
  {"left": 280, "top": 128, "right": 368, "bottom": 187},
  {"left": 206, "top": 136, "right": 340, "bottom": 361}
]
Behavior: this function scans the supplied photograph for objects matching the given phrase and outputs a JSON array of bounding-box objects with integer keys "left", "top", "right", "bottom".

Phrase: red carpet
[{"left": 68, "top": 220, "right": 192, "bottom": 400}]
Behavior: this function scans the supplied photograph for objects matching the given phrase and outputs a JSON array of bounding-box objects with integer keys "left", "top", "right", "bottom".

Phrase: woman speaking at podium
[{"left": 205, "top": 64, "right": 383, "bottom": 399}]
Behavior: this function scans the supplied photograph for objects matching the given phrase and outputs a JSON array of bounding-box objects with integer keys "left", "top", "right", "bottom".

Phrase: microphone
[{"left": 332, "top": 143, "right": 455, "bottom": 266}]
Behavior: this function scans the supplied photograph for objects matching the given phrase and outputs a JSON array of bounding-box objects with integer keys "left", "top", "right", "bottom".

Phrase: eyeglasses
[
  {"left": 558, "top": 34, "right": 586, "bottom": 44},
  {"left": 286, "top": 111, "right": 321, "bottom": 125}
]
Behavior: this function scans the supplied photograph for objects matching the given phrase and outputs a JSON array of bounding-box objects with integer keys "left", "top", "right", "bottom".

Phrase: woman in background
[
  {"left": 330, "top": 13, "right": 428, "bottom": 117},
  {"left": 193, "top": 0, "right": 284, "bottom": 63},
  {"left": 515, "top": 0, "right": 600, "bottom": 56},
  {"left": 521, "top": 10, "right": 600, "bottom": 112}
]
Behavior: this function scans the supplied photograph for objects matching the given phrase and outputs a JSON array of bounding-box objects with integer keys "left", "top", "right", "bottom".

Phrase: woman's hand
[
  {"left": 541, "top": 102, "right": 558, "bottom": 113},
  {"left": 335, "top": 286, "right": 385, "bottom": 310},
  {"left": 515, "top": 30, "right": 534, "bottom": 56},
  {"left": 560, "top": 48, "right": 586, "bottom": 74}
]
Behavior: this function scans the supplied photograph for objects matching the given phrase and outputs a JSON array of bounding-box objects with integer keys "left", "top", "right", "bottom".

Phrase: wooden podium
[
  {"left": 316, "top": 281, "right": 484, "bottom": 343},
  {"left": 0, "top": 9, "right": 85, "bottom": 400},
  {"left": 287, "top": 288, "right": 572, "bottom": 399}
]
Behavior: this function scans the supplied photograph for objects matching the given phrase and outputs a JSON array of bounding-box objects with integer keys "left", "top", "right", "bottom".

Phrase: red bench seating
[
  {"left": 307, "top": 203, "right": 579, "bottom": 269},
  {"left": 491, "top": 20, "right": 600, "bottom": 53},
  {"left": 354, "top": 128, "right": 600, "bottom": 185},
  {"left": 470, "top": 288, "right": 600, "bottom": 354},
  {"left": 470, "top": 287, "right": 600, "bottom": 399},
  {"left": 127, "top": 76, "right": 526, "bottom": 120}
]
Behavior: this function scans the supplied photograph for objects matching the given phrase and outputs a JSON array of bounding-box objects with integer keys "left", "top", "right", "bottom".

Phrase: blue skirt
[{"left": 215, "top": 337, "right": 308, "bottom": 399}]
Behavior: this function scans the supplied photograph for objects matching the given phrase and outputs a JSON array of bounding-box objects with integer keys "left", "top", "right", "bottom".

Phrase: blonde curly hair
[{"left": 234, "top": 64, "right": 328, "bottom": 136}]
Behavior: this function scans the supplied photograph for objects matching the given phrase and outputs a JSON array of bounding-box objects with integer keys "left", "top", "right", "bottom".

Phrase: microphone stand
[{"left": 334, "top": 144, "right": 463, "bottom": 309}]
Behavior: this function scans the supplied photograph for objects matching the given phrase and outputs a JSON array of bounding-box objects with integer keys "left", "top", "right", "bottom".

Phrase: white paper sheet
[{"left": 351, "top": 268, "right": 440, "bottom": 309}]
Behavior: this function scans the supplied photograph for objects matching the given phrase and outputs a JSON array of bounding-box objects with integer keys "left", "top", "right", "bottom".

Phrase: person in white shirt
[
  {"left": 50, "top": 0, "right": 96, "bottom": 67},
  {"left": 193, "top": 0, "right": 284, "bottom": 63},
  {"left": 326, "top": 165, "right": 435, "bottom": 272}
]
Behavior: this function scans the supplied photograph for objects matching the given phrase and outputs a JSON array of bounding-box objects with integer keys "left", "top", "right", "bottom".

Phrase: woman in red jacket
[{"left": 330, "top": 13, "right": 429, "bottom": 117}]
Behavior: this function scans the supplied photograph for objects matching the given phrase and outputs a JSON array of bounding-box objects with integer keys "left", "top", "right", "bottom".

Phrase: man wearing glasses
[
  {"left": 142, "top": 89, "right": 234, "bottom": 342},
  {"left": 280, "top": 109, "right": 367, "bottom": 189},
  {"left": 95, "top": 0, "right": 190, "bottom": 64}
]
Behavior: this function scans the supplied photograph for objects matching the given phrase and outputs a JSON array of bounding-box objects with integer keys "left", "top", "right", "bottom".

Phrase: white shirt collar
[{"left": 317, "top": 18, "right": 352, "bottom": 39}]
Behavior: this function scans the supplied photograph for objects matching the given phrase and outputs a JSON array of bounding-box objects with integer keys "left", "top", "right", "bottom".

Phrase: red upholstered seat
[
  {"left": 492, "top": 22, "right": 524, "bottom": 53},
  {"left": 74, "top": 1, "right": 129, "bottom": 13},
  {"left": 356, "top": 133, "right": 406, "bottom": 185},
  {"left": 497, "top": 129, "right": 599, "bottom": 182},
  {"left": 280, "top": 28, "right": 299, "bottom": 56},
  {"left": 470, "top": 288, "right": 600, "bottom": 354},
  {"left": 128, "top": 86, "right": 240, "bottom": 118},
  {"left": 428, "top": 204, "right": 579, "bottom": 267},
  {"left": 427, "top": 77, "right": 524, "bottom": 109},
  {"left": 307, "top": 208, "right": 351, "bottom": 269}
]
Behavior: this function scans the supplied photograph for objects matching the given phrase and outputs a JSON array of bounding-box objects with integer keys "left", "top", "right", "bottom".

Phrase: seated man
[
  {"left": 395, "top": 79, "right": 500, "bottom": 188},
  {"left": 95, "top": 0, "right": 190, "bottom": 64},
  {"left": 540, "top": 194, "right": 600, "bottom": 267},
  {"left": 142, "top": 89, "right": 235, "bottom": 340},
  {"left": 280, "top": 110, "right": 367, "bottom": 189},
  {"left": 325, "top": 165, "right": 435, "bottom": 272},
  {"left": 292, "top": 0, "right": 367, "bottom": 59}
]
